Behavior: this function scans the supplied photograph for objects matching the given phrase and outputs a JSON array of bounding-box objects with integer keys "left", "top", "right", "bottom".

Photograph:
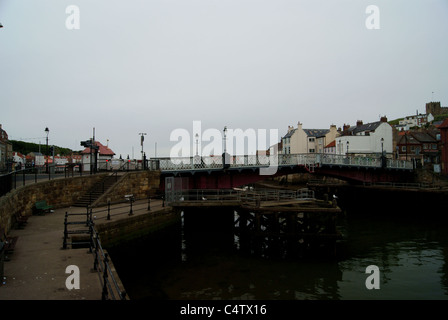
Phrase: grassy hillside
[{"left": 10, "top": 140, "right": 74, "bottom": 156}]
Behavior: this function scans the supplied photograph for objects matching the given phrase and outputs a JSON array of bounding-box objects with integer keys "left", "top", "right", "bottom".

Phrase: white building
[
  {"left": 335, "top": 117, "right": 393, "bottom": 156},
  {"left": 12, "top": 152, "right": 26, "bottom": 166},
  {"left": 399, "top": 113, "right": 434, "bottom": 128},
  {"left": 81, "top": 141, "right": 115, "bottom": 172},
  {"left": 282, "top": 123, "right": 339, "bottom": 154}
]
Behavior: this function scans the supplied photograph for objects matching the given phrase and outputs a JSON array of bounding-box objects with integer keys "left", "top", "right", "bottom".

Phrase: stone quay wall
[
  {"left": 94, "top": 207, "right": 179, "bottom": 248},
  {"left": 93, "top": 171, "right": 161, "bottom": 207},
  {"left": 0, "top": 174, "right": 106, "bottom": 233}
]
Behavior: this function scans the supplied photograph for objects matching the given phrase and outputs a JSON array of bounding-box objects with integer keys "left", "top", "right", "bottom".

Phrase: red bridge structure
[{"left": 150, "top": 153, "right": 415, "bottom": 190}]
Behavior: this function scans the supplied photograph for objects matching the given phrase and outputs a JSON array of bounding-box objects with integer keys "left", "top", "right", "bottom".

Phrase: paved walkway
[{"left": 0, "top": 199, "right": 165, "bottom": 300}]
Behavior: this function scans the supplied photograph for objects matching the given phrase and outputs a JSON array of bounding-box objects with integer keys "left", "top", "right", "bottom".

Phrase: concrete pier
[{"left": 0, "top": 199, "right": 168, "bottom": 300}]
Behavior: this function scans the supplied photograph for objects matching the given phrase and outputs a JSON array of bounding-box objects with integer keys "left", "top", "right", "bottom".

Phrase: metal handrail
[
  {"left": 62, "top": 210, "right": 127, "bottom": 300},
  {"left": 166, "top": 188, "right": 316, "bottom": 205},
  {"left": 150, "top": 153, "right": 414, "bottom": 172}
]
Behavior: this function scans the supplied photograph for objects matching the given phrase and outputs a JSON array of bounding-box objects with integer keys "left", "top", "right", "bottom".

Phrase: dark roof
[
  {"left": 350, "top": 121, "right": 382, "bottom": 135},
  {"left": 438, "top": 118, "right": 448, "bottom": 129},
  {"left": 303, "top": 129, "right": 329, "bottom": 138},
  {"left": 282, "top": 129, "right": 296, "bottom": 139},
  {"left": 411, "top": 132, "right": 437, "bottom": 143},
  {"left": 397, "top": 132, "right": 438, "bottom": 145}
]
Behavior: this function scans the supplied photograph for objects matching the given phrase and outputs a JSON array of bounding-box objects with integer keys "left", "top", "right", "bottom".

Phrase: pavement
[{"left": 0, "top": 198, "right": 166, "bottom": 300}]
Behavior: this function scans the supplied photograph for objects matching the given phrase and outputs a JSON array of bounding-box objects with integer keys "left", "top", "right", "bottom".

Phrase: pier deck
[{"left": 0, "top": 199, "right": 165, "bottom": 300}]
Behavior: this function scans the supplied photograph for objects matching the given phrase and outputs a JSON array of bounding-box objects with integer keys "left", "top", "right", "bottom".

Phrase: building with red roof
[
  {"left": 438, "top": 118, "right": 448, "bottom": 175},
  {"left": 81, "top": 141, "right": 115, "bottom": 172}
]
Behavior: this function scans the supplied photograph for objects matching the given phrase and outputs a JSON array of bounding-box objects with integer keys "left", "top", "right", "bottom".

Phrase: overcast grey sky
[{"left": 1, "top": 0, "right": 447, "bottom": 158}]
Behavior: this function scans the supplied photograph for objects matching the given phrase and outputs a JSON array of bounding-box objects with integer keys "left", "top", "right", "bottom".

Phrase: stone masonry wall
[
  {"left": 0, "top": 174, "right": 106, "bottom": 233},
  {"left": 94, "top": 207, "right": 179, "bottom": 248},
  {"left": 94, "top": 171, "right": 161, "bottom": 206}
]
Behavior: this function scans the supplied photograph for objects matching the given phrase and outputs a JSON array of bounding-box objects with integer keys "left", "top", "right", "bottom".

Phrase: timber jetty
[{"left": 171, "top": 188, "right": 342, "bottom": 259}]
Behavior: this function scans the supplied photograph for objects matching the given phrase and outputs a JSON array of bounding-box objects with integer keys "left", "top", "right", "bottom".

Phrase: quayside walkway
[{"left": 0, "top": 199, "right": 165, "bottom": 300}]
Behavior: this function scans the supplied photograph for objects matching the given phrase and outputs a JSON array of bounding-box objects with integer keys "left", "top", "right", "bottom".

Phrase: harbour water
[{"left": 107, "top": 189, "right": 448, "bottom": 300}]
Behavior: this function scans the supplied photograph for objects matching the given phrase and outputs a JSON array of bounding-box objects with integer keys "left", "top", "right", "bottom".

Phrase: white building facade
[
  {"left": 282, "top": 123, "right": 339, "bottom": 155},
  {"left": 335, "top": 118, "right": 393, "bottom": 157}
]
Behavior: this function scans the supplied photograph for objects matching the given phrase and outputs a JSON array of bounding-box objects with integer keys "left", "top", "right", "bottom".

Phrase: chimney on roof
[
  {"left": 380, "top": 116, "right": 388, "bottom": 122},
  {"left": 343, "top": 124, "right": 350, "bottom": 132},
  {"left": 356, "top": 120, "right": 363, "bottom": 127}
]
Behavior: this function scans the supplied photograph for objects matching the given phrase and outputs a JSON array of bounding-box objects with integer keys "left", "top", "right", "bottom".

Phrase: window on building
[
  {"left": 309, "top": 149, "right": 315, "bottom": 153},
  {"left": 402, "top": 146, "right": 406, "bottom": 152},
  {"left": 432, "top": 144, "right": 437, "bottom": 150},
  {"left": 309, "top": 137, "right": 315, "bottom": 142}
]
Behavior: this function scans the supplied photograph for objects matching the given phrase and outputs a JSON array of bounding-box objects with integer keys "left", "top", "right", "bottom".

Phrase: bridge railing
[
  {"left": 150, "top": 153, "right": 413, "bottom": 172},
  {"left": 320, "top": 154, "right": 382, "bottom": 167}
]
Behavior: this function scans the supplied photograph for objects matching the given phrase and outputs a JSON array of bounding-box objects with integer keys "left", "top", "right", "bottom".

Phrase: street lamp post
[
  {"left": 223, "top": 126, "right": 227, "bottom": 154},
  {"left": 139, "top": 133, "right": 147, "bottom": 170},
  {"left": 45, "top": 127, "right": 49, "bottom": 173},
  {"left": 222, "top": 126, "right": 229, "bottom": 169},
  {"left": 195, "top": 133, "right": 199, "bottom": 156}
]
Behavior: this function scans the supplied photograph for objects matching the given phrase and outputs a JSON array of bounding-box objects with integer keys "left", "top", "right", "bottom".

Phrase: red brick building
[{"left": 439, "top": 118, "right": 448, "bottom": 175}]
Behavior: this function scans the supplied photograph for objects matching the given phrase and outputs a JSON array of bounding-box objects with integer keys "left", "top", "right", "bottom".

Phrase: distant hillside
[
  {"left": 10, "top": 140, "right": 75, "bottom": 156},
  {"left": 388, "top": 114, "right": 448, "bottom": 126},
  {"left": 433, "top": 114, "right": 448, "bottom": 122},
  {"left": 388, "top": 118, "right": 403, "bottom": 126}
]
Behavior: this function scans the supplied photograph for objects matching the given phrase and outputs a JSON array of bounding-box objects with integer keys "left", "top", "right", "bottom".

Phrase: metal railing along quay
[
  {"left": 63, "top": 207, "right": 131, "bottom": 300},
  {"left": 166, "top": 188, "right": 317, "bottom": 206},
  {"left": 63, "top": 209, "right": 127, "bottom": 300},
  {"left": 62, "top": 197, "right": 166, "bottom": 300}
]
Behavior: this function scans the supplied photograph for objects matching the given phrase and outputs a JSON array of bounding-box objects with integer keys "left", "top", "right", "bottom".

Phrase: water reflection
[{"left": 107, "top": 207, "right": 448, "bottom": 300}]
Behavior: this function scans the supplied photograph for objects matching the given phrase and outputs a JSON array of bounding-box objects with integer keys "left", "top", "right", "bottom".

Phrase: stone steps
[{"left": 73, "top": 175, "right": 118, "bottom": 207}]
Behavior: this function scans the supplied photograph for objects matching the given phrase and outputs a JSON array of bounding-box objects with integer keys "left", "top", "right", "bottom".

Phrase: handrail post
[
  {"left": 101, "top": 253, "right": 109, "bottom": 300},
  {"left": 63, "top": 212, "right": 68, "bottom": 249}
]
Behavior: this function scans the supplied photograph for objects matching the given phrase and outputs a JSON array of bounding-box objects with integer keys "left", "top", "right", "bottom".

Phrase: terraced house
[
  {"left": 0, "top": 124, "right": 12, "bottom": 172},
  {"left": 282, "top": 122, "right": 338, "bottom": 155},
  {"left": 335, "top": 117, "right": 393, "bottom": 157}
]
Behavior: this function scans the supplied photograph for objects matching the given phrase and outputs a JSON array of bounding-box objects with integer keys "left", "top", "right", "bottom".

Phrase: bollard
[
  {"left": 129, "top": 199, "right": 133, "bottom": 216},
  {"left": 107, "top": 200, "right": 111, "bottom": 220}
]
